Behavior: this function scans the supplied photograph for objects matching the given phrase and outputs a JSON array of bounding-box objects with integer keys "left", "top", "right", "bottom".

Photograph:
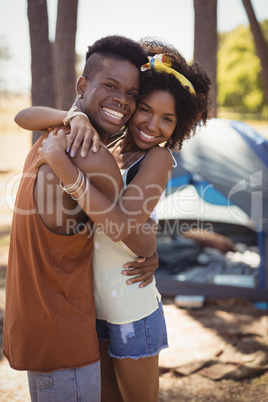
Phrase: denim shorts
[
  {"left": 27, "top": 361, "right": 101, "bottom": 402},
  {"left": 96, "top": 300, "right": 168, "bottom": 359}
]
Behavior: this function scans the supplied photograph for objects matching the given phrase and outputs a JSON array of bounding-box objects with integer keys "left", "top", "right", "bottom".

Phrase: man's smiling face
[{"left": 80, "top": 59, "right": 140, "bottom": 140}]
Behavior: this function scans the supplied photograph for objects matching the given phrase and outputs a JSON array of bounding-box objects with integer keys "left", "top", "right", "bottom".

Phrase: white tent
[{"left": 165, "top": 119, "right": 268, "bottom": 289}]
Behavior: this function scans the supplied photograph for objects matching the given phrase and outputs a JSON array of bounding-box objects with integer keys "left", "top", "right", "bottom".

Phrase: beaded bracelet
[{"left": 63, "top": 105, "right": 89, "bottom": 127}]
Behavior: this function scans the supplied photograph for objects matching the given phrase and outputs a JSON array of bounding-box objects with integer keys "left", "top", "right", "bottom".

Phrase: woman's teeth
[
  {"left": 103, "top": 108, "right": 124, "bottom": 120},
  {"left": 139, "top": 129, "right": 155, "bottom": 140}
]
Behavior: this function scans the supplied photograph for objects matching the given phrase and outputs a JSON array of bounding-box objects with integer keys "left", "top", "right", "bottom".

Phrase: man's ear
[{"left": 77, "top": 76, "right": 88, "bottom": 97}]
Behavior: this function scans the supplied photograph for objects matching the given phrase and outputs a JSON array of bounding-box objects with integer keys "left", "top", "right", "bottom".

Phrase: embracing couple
[{"left": 3, "top": 35, "right": 211, "bottom": 401}]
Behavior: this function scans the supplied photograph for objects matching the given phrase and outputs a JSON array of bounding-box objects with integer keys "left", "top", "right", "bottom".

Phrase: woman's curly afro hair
[{"left": 139, "top": 37, "right": 212, "bottom": 150}]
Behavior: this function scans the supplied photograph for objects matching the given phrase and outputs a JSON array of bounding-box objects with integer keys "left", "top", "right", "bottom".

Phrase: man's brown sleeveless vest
[{"left": 3, "top": 134, "right": 99, "bottom": 372}]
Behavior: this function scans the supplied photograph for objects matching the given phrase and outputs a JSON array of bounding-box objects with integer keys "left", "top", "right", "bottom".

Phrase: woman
[{"left": 16, "top": 38, "right": 211, "bottom": 402}]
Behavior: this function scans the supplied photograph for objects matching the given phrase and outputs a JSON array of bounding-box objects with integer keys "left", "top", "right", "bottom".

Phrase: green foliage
[{"left": 218, "top": 21, "right": 268, "bottom": 114}]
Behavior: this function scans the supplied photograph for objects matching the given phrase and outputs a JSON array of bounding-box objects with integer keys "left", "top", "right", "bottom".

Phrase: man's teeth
[
  {"left": 140, "top": 130, "right": 155, "bottom": 140},
  {"left": 103, "top": 108, "right": 123, "bottom": 120}
]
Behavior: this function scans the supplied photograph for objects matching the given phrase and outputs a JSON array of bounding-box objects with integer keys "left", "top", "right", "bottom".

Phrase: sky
[{"left": 1, "top": 0, "right": 268, "bottom": 94}]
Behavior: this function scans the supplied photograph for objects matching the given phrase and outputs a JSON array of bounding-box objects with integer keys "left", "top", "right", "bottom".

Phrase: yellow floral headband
[{"left": 141, "top": 54, "right": 196, "bottom": 95}]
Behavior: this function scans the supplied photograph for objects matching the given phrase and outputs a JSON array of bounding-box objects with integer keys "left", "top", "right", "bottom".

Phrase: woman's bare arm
[
  {"left": 122, "top": 217, "right": 158, "bottom": 258},
  {"left": 14, "top": 106, "right": 101, "bottom": 154},
  {"left": 15, "top": 107, "right": 67, "bottom": 131},
  {"left": 35, "top": 129, "right": 172, "bottom": 242}
]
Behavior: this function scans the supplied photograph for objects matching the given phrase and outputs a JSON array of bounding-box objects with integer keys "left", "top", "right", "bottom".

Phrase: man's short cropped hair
[{"left": 82, "top": 35, "right": 147, "bottom": 81}]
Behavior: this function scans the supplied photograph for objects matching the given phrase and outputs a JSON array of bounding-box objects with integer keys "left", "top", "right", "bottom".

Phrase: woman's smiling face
[{"left": 128, "top": 90, "right": 178, "bottom": 149}]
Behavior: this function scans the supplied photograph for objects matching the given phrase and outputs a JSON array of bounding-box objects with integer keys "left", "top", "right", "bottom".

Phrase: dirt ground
[{"left": 0, "top": 98, "right": 268, "bottom": 401}]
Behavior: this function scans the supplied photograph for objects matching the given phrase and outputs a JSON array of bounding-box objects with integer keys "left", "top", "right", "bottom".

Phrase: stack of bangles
[{"left": 60, "top": 167, "right": 89, "bottom": 201}]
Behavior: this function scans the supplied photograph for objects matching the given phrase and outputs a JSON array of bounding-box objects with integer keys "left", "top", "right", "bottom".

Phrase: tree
[
  {"left": 27, "top": 0, "right": 78, "bottom": 143},
  {"left": 27, "top": 0, "right": 55, "bottom": 107},
  {"left": 194, "top": 0, "right": 217, "bottom": 117},
  {"left": 53, "top": 0, "right": 78, "bottom": 110},
  {"left": 217, "top": 25, "right": 265, "bottom": 113},
  {"left": 242, "top": 0, "right": 268, "bottom": 104}
]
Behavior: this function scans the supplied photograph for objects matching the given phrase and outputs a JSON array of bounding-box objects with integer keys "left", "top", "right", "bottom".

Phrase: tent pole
[{"left": 258, "top": 230, "right": 267, "bottom": 289}]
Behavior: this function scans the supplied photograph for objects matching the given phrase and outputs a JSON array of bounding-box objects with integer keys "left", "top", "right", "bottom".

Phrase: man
[{"left": 3, "top": 35, "right": 158, "bottom": 402}]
